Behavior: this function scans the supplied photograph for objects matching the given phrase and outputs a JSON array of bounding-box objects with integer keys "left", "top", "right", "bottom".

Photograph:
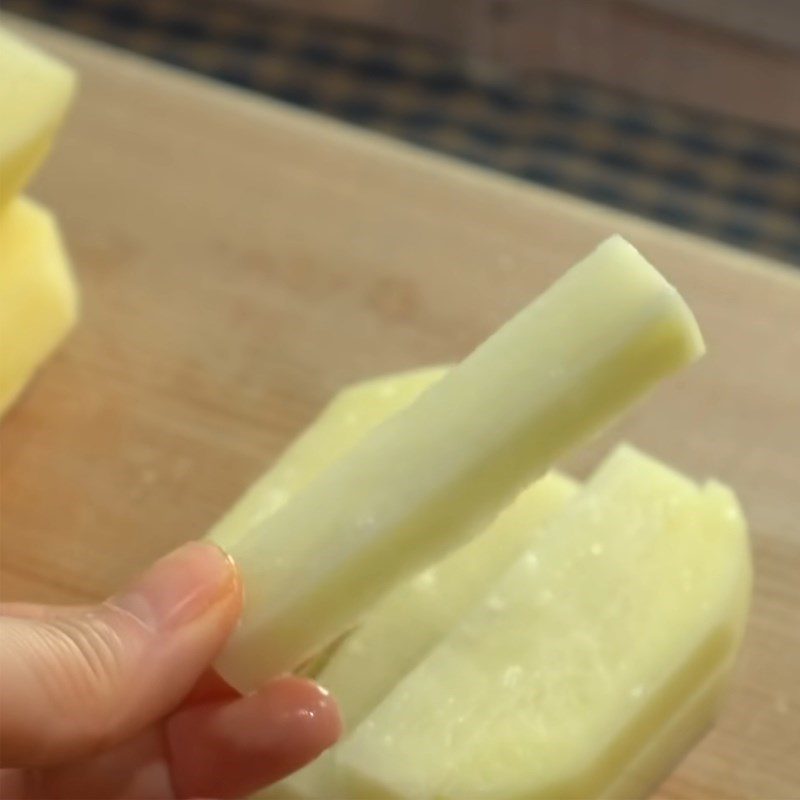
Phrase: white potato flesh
[
  {"left": 269, "top": 472, "right": 577, "bottom": 798},
  {"left": 336, "top": 447, "right": 750, "bottom": 800},
  {"left": 212, "top": 236, "right": 704, "bottom": 689},
  {"left": 209, "top": 366, "right": 447, "bottom": 550}
]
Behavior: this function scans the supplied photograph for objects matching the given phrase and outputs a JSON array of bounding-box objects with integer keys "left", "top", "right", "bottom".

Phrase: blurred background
[{"left": 7, "top": 0, "right": 800, "bottom": 264}]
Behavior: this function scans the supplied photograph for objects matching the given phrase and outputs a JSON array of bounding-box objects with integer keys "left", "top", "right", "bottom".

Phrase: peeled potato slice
[
  {"left": 336, "top": 446, "right": 750, "bottom": 800},
  {"left": 211, "top": 236, "right": 703, "bottom": 690}
]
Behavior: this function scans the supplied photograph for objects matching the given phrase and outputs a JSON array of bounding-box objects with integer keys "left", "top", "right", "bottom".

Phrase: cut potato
[
  {"left": 210, "top": 366, "right": 446, "bottom": 550},
  {"left": 212, "top": 236, "right": 704, "bottom": 690},
  {"left": 268, "top": 472, "right": 578, "bottom": 798},
  {"left": 0, "top": 197, "right": 78, "bottom": 416},
  {"left": 226, "top": 366, "right": 573, "bottom": 797},
  {"left": 335, "top": 447, "right": 751, "bottom": 799},
  {"left": 0, "top": 27, "right": 76, "bottom": 209},
  {"left": 317, "top": 472, "right": 578, "bottom": 727}
]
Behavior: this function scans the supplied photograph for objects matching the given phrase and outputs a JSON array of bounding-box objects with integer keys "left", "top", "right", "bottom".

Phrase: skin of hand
[{"left": 0, "top": 542, "right": 342, "bottom": 799}]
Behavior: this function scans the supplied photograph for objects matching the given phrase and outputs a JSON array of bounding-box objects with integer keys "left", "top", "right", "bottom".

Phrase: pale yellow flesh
[
  {"left": 211, "top": 236, "right": 705, "bottom": 690},
  {"left": 0, "top": 197, "right": 78, "bottom": 416},
  {"left": 210, "top": 366, "right": 447, "bottom": 550},
  {"left": 594, "top": 482, "right": 750, "bottom": 800},
  {"left": 215, "top": 366, "right": 445, "bottom": 683},
  {"left": 221, "top": 366, "right": 571, "bottom": 797},
  {"left": 336, "top": 447, "right": 751, "bottom": 800},
  {"left": 0, "top": 27, "right": 76, "bottom": 209},
  {"left": 598, "top": 655, "right": 734, "bottom": 800},
  {"left": 318, "top": 472, "right": 578, "bottom": 728},
  {"left": 268, "top": 473, "right": 578, "bottom": 799}
]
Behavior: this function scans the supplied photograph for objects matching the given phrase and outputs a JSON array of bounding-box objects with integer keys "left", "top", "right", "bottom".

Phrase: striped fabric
[{"left": 7, "top": 0, "right": 799, "bottom": 264}]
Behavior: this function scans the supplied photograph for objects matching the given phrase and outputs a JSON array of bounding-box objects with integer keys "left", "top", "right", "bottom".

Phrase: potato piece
[
  {"left": 336, "top": 447, "right": 751, "bottom": 800},
  {"left": 268, "top": 472, "right": 577, "bottom": 798},
  {"left": 0, "top": 197, "right": 78, "bottom": 416},
  {"left": 211, "top": 236, "right": 704, "bottom": 689},
  {"left": 210, "top": 366, "right": 446, "bottom": 550},
  {"left": 0, "top": 27, "right": 75, "bottom": 209}
]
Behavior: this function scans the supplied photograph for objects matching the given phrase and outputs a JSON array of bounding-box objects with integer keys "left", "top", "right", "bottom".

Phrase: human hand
[{"left": 0, "top": 542, "right": 341, "bottom": 799}]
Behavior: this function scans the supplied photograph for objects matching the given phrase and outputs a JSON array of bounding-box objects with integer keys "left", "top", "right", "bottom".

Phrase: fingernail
[
  {"left": 111, "top": 541, "right": 239, "bottom": 631},
  {"left": 167, "top": 676, "right": 342, "bottom": 797},
  {"left": 253, "top": 677, "right": 343, "bottom": 757}
]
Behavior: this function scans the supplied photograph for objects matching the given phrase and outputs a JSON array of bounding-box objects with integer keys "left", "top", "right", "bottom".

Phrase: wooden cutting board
[{"left": 1, "top": 17, "right": 798, "bottom": 799}]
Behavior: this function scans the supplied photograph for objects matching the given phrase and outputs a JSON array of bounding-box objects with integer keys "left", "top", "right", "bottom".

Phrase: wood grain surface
[{"left": 1, "top": 16, "right": 798, "bottom": 799}]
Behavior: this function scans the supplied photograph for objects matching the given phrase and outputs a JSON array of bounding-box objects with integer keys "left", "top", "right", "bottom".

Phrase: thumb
[{"left": 0, "top": 541, "right": 241, "bottom": 767}]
